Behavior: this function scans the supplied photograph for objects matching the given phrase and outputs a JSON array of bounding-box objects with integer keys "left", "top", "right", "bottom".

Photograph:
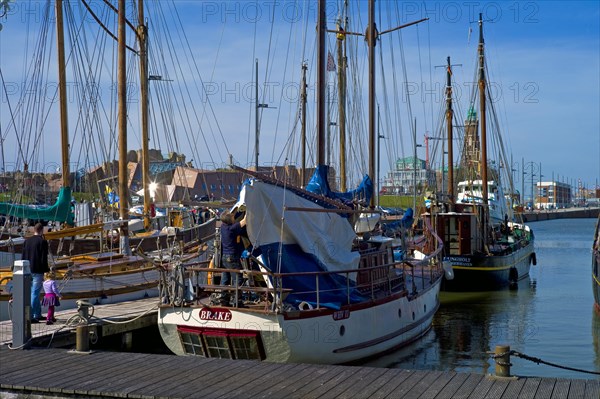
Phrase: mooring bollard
[
  {"left": 494, "top": 345, "right": 511, "bottom": 377},
  {"left": 73, "top": 300, "right": 93, "bottom": 353},
  {"left": 75, "top": 325, "right": 90, "bottom": 352}
]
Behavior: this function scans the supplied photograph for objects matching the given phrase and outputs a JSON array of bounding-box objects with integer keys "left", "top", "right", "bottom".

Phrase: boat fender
[
  {"left": 530, "top": 252, "right": 537, "bottom": 266},
  {"left": 509, "top": 267, "right": 519, "bottom": 284},
  {"left": 442, "top": 261, "right": 454, "bottom": 280},
  {"left": 207, "top": 257, "right": 214, "bottom": 285},
  {"left": 298, "top": 301, "right": 313, "bottom": 311}
]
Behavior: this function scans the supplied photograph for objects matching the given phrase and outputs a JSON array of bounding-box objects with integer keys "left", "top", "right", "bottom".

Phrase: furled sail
[{"left": 237, "top": 179, "right": 365, "bottom": 308}]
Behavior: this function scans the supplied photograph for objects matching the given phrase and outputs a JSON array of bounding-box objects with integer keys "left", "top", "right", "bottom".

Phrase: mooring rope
[{"left": 491, "top": 350, "right": 600, "bottom": 376}]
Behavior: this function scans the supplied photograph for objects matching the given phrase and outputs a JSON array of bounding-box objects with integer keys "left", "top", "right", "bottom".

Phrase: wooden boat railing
[{"left": 164, "top": 241, "right": 443, "bottom": 312}]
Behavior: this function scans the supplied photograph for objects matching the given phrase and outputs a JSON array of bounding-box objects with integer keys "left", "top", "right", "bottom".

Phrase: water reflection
[{"left": 361, "top": 277, "right": 537, "bottom": 375}]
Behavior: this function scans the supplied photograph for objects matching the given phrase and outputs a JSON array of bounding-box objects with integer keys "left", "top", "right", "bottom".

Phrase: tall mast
[
  {"left": 478, "top": 13, "right": 488, "bottom": 205},
  {"left": 336, "top": 11, "right": 347, "bottom": 191},
  {"left": 367, "top": 0, "right": 376, "bottom": 207},
  {"left": 446, "top": 56, "right": 454, "bottom": 206},
  {"left": 412, "top": 118, "right": 417, "bottom": 212},
  {"left": 326, "top": 87, "right": 331, "bottom": 166},
  {"left": 300, "top": 62, "right": 307, "bottom": 186},
  {"left": 316, "top": 0, "right": 326, "bottom": 166},
  {"left": 138, "top": 0, "right": 151, "bottom": 229},
  {"left": 255, "top": 58, "right": 259, "bottom": 170},
  {"left": 118, "top": 0, "right": 130, "bottom": 252},
  {"left": 377, "top": 105, "right": 381, "bottom": 206},
  {"left": 55, "top": 0, "right": 69, "bottom": 190}
]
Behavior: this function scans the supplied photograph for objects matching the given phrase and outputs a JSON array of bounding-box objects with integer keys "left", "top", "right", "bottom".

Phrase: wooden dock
[
  {"left": 1, "top": 298, "right": 599, "bottom": 398},
  {"left": 1, "top": 346, "right": 598, "bottom": 399},
  {"left": 0, "top": 297, "right": 158, "bottom": 348}
]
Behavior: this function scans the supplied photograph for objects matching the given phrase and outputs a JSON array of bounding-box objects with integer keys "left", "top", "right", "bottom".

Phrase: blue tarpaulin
[
  {"left": 305, "top": 165, "right": 373, "bottom": 206},
  {"left": 257, "top": 242, "right": 366, "bottom": 309},
  {"left": 382, "top": 207, "right": 414, "bottom": 235}
]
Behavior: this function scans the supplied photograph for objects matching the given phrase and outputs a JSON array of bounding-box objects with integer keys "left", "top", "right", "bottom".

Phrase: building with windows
[
  {"left": 535, "top": 181, "right": 571, "bottom": 209},
  {"left": 381, "top": 157, "right": 436, "bottom": 195}
]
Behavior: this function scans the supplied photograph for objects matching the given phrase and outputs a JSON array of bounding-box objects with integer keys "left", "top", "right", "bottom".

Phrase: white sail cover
[{"left": 236, "top": 180, "right": 360, "bottom": 276}]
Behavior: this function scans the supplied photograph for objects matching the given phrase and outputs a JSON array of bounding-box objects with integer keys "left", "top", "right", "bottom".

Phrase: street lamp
[{"left": 522, "top": 161, "right": 541, "bottom": 208}]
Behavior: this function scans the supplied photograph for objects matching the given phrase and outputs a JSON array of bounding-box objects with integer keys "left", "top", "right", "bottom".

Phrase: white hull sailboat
[
  {"left": 158, "top": 175, "right": 443, "bottom": 363},
  {"left": 157, "top": 0, "right": 444, "bottom": 364}
]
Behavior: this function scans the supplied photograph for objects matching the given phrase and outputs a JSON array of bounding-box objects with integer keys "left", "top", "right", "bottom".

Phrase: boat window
[
  {"left": 229, "top": 334, "right": 263, "bottom": 360},
  {"left": 179, "top": 332, "right": 206, "bottom": 356},
  {"left": 176, "top": 326, "right": 265, "bottom": 360},
  {"left": 203, "top": 333, "right": 233, "bottom": 359}
]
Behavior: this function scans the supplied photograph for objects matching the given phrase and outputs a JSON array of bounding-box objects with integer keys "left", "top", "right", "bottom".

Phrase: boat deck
[{"left": 1, "top": 345, "right": 598, "bottom": 399}]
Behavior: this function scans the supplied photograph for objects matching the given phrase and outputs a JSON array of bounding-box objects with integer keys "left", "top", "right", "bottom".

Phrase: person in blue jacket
[{"left": 218, "top": 211, "right": 247, "bottom": 306}]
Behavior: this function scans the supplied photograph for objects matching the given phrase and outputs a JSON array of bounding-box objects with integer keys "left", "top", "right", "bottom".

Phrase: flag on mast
[{"left": 326, "top": 51, "right": 336, "bottom": 72}]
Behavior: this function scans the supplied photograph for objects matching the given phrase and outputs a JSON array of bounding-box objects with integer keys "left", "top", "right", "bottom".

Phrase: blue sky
[{"left": 1, "top": 0, "right": 599, "bottom": 192}]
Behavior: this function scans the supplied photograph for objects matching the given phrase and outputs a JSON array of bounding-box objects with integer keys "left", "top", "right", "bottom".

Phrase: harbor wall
[{"left": 521, "top": 207, "right": 599, "bottom": 222}]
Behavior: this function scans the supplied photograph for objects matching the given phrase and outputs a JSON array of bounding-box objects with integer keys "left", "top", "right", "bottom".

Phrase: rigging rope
[
  {"left": 0, "top": 69, "right": 23, "bottom": 163},
  {"left": 100, "top": 0, "right": 138, "bottom": 37},
  {"left": 81, "top": 0, "right": 138, "bottom": 54},
  {"left": 166, "top": 0, "right": 226, "bottom": 166}
]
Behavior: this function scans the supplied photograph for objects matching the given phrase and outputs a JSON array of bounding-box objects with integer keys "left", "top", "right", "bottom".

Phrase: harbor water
[{"left": 362, "top": 218, "right": 600, "bottom": 380}]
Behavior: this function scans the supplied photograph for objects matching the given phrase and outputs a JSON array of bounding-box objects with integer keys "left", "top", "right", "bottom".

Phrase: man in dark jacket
[
  {"left": 219, "top": 211, "right": 246, "bottom": 306},
  {"left": 22, "top": 222, "right": 49, "bottom": 322}
]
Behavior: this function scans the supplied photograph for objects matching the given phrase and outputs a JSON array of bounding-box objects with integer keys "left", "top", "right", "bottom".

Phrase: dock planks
[
  {"left": 1, "top": 346, "right": 598, "bottom": 399},
  {"left": 1, "top": 298, "right": 598, "bottom": 398},
  {"left": 0, "top": 296, "right": 158, "bottom": 347}
]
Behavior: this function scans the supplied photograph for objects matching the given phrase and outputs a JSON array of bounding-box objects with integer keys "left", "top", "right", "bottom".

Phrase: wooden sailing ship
[
  {"left": 424, "top": 14, "right": 535, "bottom": 291},
  {"left": 0, "top": 0, "right": 214, "bottom": 319},
  {"left": 156, "top": 0, "right": 445, "bottom": 364},
  {"left": 0, "top": 0, "right": 217, "bottom": 265}
]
